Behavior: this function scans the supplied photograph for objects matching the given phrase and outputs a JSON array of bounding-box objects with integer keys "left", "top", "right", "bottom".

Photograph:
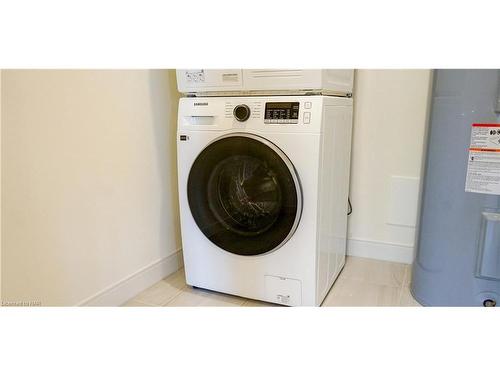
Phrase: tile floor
[{"left": 123, "top": 256, "right": 421, "bottom": 307}]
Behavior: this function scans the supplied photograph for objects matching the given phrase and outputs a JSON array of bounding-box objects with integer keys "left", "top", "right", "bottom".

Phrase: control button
[
  {"left": 303, "top": 112, "right": 311, "bottom": 124},
  {"left": 186, "top": 74, "right": 192, "bottom": 82},
  {"left": 305, "top": 102, "right": 312, "bottom": 109},
  {"left": 233, "top": 104, "right": 251, "bottom": 122}
]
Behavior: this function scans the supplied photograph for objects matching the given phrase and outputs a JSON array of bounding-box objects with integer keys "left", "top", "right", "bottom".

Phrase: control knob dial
[{"left": 233, "top": 104, "right": 251, "bottom": 122}]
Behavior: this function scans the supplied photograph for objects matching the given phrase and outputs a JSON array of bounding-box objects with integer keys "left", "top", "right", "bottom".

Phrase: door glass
[
  {"left": 208, "top": 155, "right": 282, "bottom": 236},
  {"left": 187, "top": 135, "right": 301, "bottom": 256}
]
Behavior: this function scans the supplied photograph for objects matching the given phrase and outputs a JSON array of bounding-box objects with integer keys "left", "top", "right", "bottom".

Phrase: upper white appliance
[
  {"left": 177, "top": 95, "right": 353, "bottom": 306},
  {"left": 176, "top": 69, "right": 354, "bottom": 97}
]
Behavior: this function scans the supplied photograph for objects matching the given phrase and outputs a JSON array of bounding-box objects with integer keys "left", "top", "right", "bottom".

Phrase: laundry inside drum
[{"left": 208, "top": 155, "right": 283, "bottom": 236}]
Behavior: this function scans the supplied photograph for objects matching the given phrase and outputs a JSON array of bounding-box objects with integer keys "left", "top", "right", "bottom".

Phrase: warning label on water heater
[{"left": 465, "top": 124, "right": 500, "bottom": 195}]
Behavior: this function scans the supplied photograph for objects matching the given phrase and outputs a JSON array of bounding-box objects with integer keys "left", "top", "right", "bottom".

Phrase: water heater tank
[{"left": 412, "top": 69, "right": 500, "bottom": 306}]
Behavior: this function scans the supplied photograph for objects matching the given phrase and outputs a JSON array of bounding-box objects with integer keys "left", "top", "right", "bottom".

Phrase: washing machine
[{"left": 177, "top": 95, "right": 353, "bottom": 306}]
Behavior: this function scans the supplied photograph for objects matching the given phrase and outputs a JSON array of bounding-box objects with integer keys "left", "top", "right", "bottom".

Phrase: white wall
[
  {"left": 1, "top": 70, "right": 182, "bottom": 306},
  {"left": 347, "top": 70, "right": 432, "bottom": 263}
]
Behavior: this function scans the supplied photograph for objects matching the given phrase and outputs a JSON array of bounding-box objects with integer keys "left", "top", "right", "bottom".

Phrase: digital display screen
[
  {"left": 266, "top": 102, "right": 296, "bottom": 109},
  {"left": 265, "top": 102, "right": 299, "bottom": 123}
]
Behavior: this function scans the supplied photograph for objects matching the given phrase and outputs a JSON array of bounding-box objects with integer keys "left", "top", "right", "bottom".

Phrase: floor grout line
[
  {"left": 397, "top": 267, "right": 408, "bottom": 306},
  {"left": 161, "top": 289, "right": 186, "bottom": 306}
]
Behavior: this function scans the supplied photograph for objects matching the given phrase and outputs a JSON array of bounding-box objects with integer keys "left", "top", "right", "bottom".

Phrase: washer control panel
[{"left": 264, "top": 102, "right": 300, "bottom": 124}]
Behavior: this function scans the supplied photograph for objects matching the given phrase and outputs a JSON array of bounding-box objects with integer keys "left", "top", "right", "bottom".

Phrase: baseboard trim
[
  {"left": 78, "top": 248, "right": 183, "bottom": 306},
  {"left": 347, "top": 238, "right": 414, "bottom": 264}
]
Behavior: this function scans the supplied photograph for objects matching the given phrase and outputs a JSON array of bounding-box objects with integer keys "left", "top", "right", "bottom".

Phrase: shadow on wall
[{"left": 148, "top": 70, "right": 182, "bottom": 259}]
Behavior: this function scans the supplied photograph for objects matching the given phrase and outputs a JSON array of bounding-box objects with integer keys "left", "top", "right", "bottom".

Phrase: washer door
[{"left": 187, "top": 133, "right": 302, "bottom": 256}]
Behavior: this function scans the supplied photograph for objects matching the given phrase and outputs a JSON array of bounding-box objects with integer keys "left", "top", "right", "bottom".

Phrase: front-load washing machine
[{"left": 177, "top": 95, "right": 353, "bottom": 306}]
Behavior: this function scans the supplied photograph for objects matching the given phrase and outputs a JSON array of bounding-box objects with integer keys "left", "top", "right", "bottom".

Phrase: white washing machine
[{"left": 177, "top": 95, "right": 353, "bottom": 306}]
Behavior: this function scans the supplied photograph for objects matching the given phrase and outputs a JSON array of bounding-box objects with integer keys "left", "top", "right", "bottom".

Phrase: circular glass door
[{"left": 187, "top": 133, "right": 302, "bottom": 256}]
